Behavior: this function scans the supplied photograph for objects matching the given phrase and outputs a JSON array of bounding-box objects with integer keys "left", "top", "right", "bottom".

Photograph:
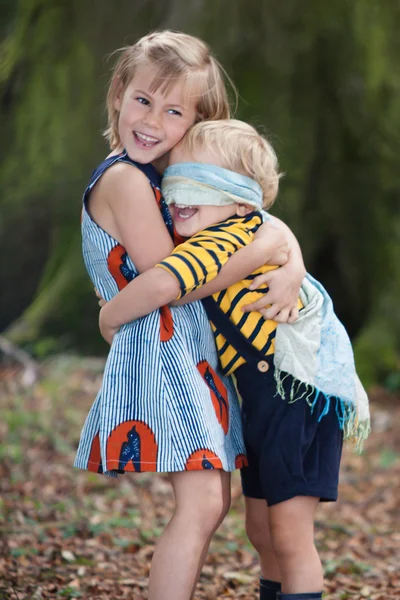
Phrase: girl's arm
[
  {"left": 102, "top": 163, "right": 175, "bottom": 270},
  {"left": 242, "top": 215, "right": 306, "bottom": 323}
]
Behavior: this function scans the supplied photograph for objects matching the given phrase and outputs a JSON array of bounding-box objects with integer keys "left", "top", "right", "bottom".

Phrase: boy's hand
[
  {"left": 99, "top": 306, "right": 119, "bottom": 345},
  {"left": 94, "top": 288, "right": 106, "bottom": 308}
]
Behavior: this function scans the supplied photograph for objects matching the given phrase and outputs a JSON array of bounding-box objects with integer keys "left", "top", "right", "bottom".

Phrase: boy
[{"left": 99, "top": 119, "right": 370, "bottom": 600}]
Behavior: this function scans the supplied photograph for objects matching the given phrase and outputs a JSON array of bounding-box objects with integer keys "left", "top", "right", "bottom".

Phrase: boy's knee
[
  {"left": 268, "top": 496, "right": 318, "bottom": 557},
  {"left": 246, "top": 510, "right": 272, "bottom": 554},
  {"left": 269, "top": 519, "right": 303, "bottom": 560}
]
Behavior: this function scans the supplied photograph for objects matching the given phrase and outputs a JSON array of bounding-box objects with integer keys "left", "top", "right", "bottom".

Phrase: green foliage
[{"left": 0, "top": 0, "right": 399, "bottom": 385}]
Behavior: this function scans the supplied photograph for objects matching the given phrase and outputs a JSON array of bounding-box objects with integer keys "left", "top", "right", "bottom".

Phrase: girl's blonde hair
[
  {"left": 181, "top": 120, "right": 282, "bottom": 209},
  {"left": 105, "top": 30, "right": 236, "bottom": 149}
]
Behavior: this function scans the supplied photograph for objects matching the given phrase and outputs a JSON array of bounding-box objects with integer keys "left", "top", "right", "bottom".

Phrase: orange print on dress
[
  {"left": 235, "top": 454, "right": 248, "bottom": 469},
  {"left": 160, "top": 305, "right": 174, "bottom": 342},
  {"left": 106, "top": 420, "right": 158, "bottom": 473},
  {"left": 107, "top": 244, "right": 133, "bottom": 290},
  {"left": 152, "top": 185, "right": 162, "bottom": 207},
  {"left": 185, "top": 449, "right": 223, "bottom": 471},
  {"left": 88, "top": 433, "right": 103, "bottom": 473},
  {"left": 197, "top": 361, "right": 229, "bottom": 434},
  {"left": 173, "top": 228, "right": 186, "bottom": 246}
]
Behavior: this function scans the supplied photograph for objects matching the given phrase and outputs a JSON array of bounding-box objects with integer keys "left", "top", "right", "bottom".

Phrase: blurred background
[
  {"left": 1, "top": 0, "right": 399, "bottom": 389},
  {"left": 1, "top": 2, "right": 400, "bottom": 599}
]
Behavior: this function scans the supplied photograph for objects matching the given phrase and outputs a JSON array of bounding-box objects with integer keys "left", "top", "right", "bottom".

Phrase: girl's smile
[
  {"left": 133, "top": 131, "right": 161, "bottom": 147},
  {"left": 114, "top": 65, "right": 197, "bottom": 167}
]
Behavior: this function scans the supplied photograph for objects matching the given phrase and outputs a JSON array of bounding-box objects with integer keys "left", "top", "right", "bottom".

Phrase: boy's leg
[
  {"left": 238, "top": 364, "right": 340, "bottom": 597},
  {"left": 269, "top": 495, "right": 322, "bottom": 594},
  {"left": 148, "top": 469, "right": 231, "bottom": 600},
  {"left": 245, "top": 497, "right": 281, "bottom": 599},
  {"left": 278, "top": 594, "right": 322, "bottom": 599}
]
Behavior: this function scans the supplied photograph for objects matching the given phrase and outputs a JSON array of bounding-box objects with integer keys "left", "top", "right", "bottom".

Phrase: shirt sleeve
[{"left": 156, "top": 219, "right": 254, "bottom": 299}]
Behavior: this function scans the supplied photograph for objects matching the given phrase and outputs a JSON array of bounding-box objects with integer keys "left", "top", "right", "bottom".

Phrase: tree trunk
[{"left": 1, "top": 0, "right": 399, "bottom": 384}]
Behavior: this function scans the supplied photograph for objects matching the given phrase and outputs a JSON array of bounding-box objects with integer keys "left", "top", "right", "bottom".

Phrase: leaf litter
[{"left": 0, "top": 356, "right": 399, "bottom": 599}]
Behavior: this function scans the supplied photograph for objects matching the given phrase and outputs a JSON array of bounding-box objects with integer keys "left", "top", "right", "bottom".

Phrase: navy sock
[
  {"left": 278, "top": 593, "right": 322, "bottom": 599},
  {"left": 260, "top": 578, "right": 281, "bottom": 600}
]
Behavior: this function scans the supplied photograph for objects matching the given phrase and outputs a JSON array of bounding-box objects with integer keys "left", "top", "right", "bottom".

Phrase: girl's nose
[{"left": 142, "top": 109, "right": 161, "bottom": 129}]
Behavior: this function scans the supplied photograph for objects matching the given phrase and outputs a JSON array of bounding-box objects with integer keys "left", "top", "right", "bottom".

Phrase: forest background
[
  {"left": 0, "top": 1, "right": 399, "bottom": 599},
  {"left": 1, "top": 0, "right": 400, "bottom": 388}
]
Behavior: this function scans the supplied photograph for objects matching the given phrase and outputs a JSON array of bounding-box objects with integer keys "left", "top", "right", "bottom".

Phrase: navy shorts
[{"left": 236, "top": 357, "right": 343, "bottom": 506}]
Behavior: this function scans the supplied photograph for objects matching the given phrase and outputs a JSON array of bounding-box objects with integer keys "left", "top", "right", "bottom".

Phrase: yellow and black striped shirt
[{"left": 157, "top": 212, "right": 283, "bottom": 375}]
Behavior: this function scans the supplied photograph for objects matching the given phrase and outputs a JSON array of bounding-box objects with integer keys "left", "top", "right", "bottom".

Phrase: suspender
[{"left": 201, "top": 296, "right": 272, "bottom": 373}]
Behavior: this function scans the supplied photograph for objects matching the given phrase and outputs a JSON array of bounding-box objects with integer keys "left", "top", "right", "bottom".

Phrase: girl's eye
[
  {"left": 167, "top": 109, "right": 182, "bottom": 116},
  {"left": 136, "top": 97, "right": 149, "bottom": 105}
]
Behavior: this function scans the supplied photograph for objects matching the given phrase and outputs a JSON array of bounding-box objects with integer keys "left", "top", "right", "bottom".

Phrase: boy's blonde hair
[
  {"left": 181, "top": 120, "right": 281, "bottom": 209},
  {"left": 105, "top": 31, "right": 236, "bottom": 149}
]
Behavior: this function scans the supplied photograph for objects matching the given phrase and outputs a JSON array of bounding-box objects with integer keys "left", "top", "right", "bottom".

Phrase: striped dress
[{"left": 74, "top": 152, "right": 246, "bottom": 476}]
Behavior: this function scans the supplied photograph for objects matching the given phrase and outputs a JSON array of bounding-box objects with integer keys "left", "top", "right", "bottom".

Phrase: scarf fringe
[{"left": 274, "top": 369, "right": 371, "bottom": 453}]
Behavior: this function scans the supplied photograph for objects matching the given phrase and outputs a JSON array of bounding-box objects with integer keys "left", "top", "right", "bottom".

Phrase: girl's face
[{"left": 115, "top": 65, "right": 197, "bottom": 170}]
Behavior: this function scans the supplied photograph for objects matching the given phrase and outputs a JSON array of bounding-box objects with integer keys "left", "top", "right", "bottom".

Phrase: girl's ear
[
  {"left": 236, "top": 203, "right": 254, "bottom": 216},
  {"left": 113, "top": 76, "right": 124, "bottom": 111}
]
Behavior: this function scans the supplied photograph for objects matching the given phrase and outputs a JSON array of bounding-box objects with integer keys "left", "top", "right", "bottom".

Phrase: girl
[
  {"left": 98, "top": 119, "right": 370, "bottom": 600},
  {"left": 74, "top": 31, "right": 305, "bottom": 600}
]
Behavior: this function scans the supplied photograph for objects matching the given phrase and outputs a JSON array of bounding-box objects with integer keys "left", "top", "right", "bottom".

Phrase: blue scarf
[{"left": 162, "top": 162, "right": 263, "bottom": 209}]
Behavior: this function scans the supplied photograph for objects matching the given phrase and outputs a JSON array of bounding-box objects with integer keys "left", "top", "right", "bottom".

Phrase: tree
[{"left": 1, "top": 0, "right": 399, "bottom": 384}]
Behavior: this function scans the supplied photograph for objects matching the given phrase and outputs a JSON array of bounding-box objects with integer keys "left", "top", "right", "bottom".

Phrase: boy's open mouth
[
  {"left": 174, "top": 204, "right": 199, "bottom": 220},
  {"left": 133, "top": 131, "right": 160, "bottom": 148}
]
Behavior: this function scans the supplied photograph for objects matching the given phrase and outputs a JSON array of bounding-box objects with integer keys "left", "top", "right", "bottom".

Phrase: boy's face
[
  {"left": 168, "top": 143, "right": 248, "bottom": 238},
  {"left": 114, "top": 65, "right": 197, "bottom": 169}
]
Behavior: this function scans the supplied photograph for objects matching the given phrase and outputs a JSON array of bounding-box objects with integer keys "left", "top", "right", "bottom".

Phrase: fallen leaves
[{"left": 0, "top": 356, "right": 399, "bottom": 599}]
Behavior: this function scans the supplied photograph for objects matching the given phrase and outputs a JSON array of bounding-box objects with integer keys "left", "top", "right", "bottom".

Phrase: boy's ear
[
  {"left": 236, "top": 203, "right": 254, "bottom": 216},
  {"left": 113, "top": 76, "right": 124, "bottom": 111}
]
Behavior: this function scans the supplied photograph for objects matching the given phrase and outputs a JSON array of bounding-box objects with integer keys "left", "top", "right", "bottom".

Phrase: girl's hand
[
  {"left": 242, "top": 260, "right": 305, "bottom": 323},
  {"left": 253, "top": 222, "right": 289, "bottom": 266},
  {"left": 99, "top": 306, "right": 119, "bottom": 344}
]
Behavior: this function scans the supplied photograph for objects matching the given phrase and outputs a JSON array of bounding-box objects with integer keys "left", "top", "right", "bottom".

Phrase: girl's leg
[
  {"left": 148, "top": 469, "right": 231, "bottom": 600},
  {"left": 188, "top": 474, "right": 231, "bottom": 599},
  {"left": 268, "top": 496, "right": 323, "bottom": 594}
]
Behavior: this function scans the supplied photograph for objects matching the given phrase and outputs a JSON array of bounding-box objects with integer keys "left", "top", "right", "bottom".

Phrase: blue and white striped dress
[{"left": 74, "top": 152, "right": 246, "bottom": 476}]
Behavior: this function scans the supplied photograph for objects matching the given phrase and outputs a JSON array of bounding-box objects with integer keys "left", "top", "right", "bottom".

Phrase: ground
[{"left": 0, "top": 356, "right": 399, "bottom": 600}]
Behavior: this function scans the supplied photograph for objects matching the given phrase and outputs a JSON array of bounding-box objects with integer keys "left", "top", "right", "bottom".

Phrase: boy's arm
[
  {"left": 171, "top": 217, "right": 305, "bottom": 319},
  {"left": 171, "top": 220, "right": 289, "bottom": 304},
  {"left": 99, "top": 218, "right": 286, "bottom": 342},
  {"left": 99, "top": 229, "right": 233, "bottom": 343},
  {"left": 99, "top": 267, "right": 180, "bottom": 343}
]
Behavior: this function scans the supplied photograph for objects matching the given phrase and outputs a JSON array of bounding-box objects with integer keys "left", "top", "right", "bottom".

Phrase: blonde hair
[
  {"left": 104, "top": 30, "right": 236, "bottom": 149},
  {"left": 181, "top": 120, "right": 282, "bottom": 208}
]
